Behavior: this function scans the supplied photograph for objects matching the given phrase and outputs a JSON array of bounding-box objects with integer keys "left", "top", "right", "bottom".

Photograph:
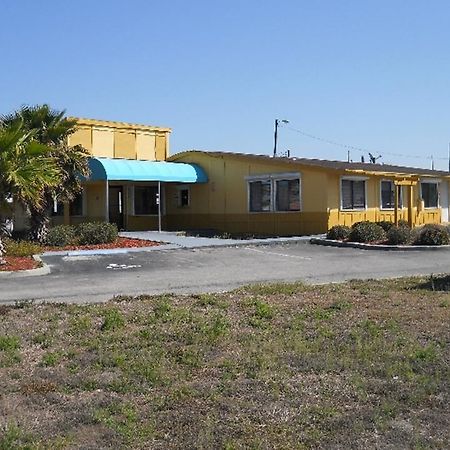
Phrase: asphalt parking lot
[{"left": 1, "top": 241, "right": 450, "bottom": 304}]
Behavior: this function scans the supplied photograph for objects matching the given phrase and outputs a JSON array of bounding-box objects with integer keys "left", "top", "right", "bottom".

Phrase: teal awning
[{"left": 87, "top": 157, "right": 208, "bottom": 183}]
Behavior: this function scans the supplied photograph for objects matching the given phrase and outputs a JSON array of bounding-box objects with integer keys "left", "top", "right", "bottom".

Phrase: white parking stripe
[{"left": 245, "top": 247, "right": 312, "bottom": 260}]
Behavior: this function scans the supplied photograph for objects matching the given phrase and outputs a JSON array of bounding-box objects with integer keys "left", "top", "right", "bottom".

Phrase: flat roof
[
  {"left": 170, "top": 150, "right": 450, "bottom": 177},
  {"left": 69, "top": 117, "right": 171, "bottom": 133}
]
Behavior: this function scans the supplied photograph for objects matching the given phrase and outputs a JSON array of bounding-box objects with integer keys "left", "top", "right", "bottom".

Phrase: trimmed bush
[
  {"left": 46, "top": 225, "right": 76, "bottom": 247},
  {"left": 376, "top": 221, "right": 394, "bottom": 232},
  {"left": 326, "top": 225, "right": 351, "bottom": 240},
  {"left": 386, "top": 226, "right": 413, "bottom": 245},
  {"left": 348, "top": 221, "right": 386, "bottom": 243},
  {"left": 416, "top": 224, "right": 450, "bottom": 246},
  {"left": 397, "top": 219, "right": 410, "bottom": 228},
  {"left": 3, "top": 238, "right": 42, "bottom": 256},
  {"left": 76, "top": 222, "right": 118, "bottom": 245}
]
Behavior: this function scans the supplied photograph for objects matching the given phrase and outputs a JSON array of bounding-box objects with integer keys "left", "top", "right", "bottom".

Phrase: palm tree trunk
[
  {"left": 0, "top": 236, "right": 5, "bottom": 265},
  {"left": 29, "top": 205, "right": 51, "bottom": 243}
]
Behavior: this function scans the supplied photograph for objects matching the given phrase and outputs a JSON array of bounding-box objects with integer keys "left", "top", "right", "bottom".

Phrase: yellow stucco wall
[
  {"left": 68, "top": 118, "right": 171, "bottom": 161},
  {"left": 166, "top": 152, "right": 447, "bottom": 235},
  {"left": 166, "top": 152, "right": 329, "bottom": 235}
]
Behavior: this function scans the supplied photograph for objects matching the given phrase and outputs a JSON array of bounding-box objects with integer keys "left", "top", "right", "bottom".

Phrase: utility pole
[{"left": 273, "top": 119, "right": 289, "bottom": 157}]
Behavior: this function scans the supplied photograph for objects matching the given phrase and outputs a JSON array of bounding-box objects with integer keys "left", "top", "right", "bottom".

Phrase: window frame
[
  {"left": 246, "top": 173, "right": 301, "bottom": 213},
  {"left": 380, "top": 179, "right": 403, "bottom": 210},
  {"left": 176, "top": 185, "right": 191, "bottom": 208},
  {"left": 131, "top": 184, "right": 163, "bottom": 216},
  {"left": 420, "top": 179, "right": 440, "bottom": 209},
  {"left": 340, "top": 176, "right": 368, "bottom": 211}
]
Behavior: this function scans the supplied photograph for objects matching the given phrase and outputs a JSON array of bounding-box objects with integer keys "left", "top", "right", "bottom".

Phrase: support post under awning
[
  {"left": 158, "top": 181, "right": 162, "bottom": 233},
  {"left": 105, "top": 179, "right": 109, "bottom": 222}
]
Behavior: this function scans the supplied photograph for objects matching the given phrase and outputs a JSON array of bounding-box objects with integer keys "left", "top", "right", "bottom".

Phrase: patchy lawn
[{"left": 0, "top": 278, "right": 449, "bottom": 449}]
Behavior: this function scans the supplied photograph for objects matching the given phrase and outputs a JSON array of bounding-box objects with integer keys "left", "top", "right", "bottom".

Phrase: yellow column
[
  {"left": 394, "top": 184, "right": 399, "bottom": 225},
  {"left": 408, "top": 185, "right": 414, "bottom": 227}
]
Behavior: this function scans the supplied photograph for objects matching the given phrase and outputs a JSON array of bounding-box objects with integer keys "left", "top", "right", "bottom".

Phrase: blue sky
[{"left": 1, "top": 1, "right": 450, "bottom": 170}]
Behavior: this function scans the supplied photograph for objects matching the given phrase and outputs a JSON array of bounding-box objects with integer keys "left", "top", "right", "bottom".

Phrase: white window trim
[
  {"left": 246, "top": 173, "right": 301, "bottom": 213},
  {"left": 132, "top": 184, "right": 165, "bottom": 216},
  {"left": 340, "top": 176, "right": 368, "bottom": 211},
  {"left": 176, "top": 185, "right": 191, "bottom": 207},
  {"left": 420, "top": 179, "right": 441, "bottom": 209},
  {"left": 380, "top": 179, "right": 403, "bottom": 210}
]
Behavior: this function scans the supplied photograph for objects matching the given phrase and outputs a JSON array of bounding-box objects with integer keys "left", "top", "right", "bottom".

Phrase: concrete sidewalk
[
  {"left": 120, "top": 231, "right": 319, "bottom": 248},
  {"left": 42, "top": 231, "right": 323, "bottom": 257}
]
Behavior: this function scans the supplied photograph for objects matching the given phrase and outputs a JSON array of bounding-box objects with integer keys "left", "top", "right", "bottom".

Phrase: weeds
[{"left": 0, "top": 277, "right": 449, "bottom": 448}]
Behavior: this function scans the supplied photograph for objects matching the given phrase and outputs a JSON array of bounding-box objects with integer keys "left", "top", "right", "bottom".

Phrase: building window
[
  {"left": 69, "top": 192, "right": 84, "bottom": 216},
  {"left": 381, "top": 180, "right": 402, "bottom": 209},
  {"left": 276, "top": 179, "right": 300, "bottom": 211},
  {"left": 178, "top": 188, "right": 190, "bottom": 207},
  {"left": 248, "top": 174, "right": 301, "bottom": 212},
  {"left": 421, "top": 181, "right": 439, "bottom": 208},
  {"left": 341, "top": 179, "right": 366, "bottom": 210},
  {"left": 249, "top": 180, "right": 272, "bottom": 212},
  {"left": 134, "top": 186, "right": 158, "bottom": 215}
]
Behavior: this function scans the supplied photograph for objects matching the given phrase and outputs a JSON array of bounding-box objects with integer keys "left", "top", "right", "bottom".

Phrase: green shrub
[
  {"left": 45, "top": 225, "right": 76, "bottom": 247},
  {"left": 398, "top": 219, "right": 410, "bottom": 228},
  {"left": 326, "top": 225, "right": 351, "bottom": 240},
  {"left": 3, "top": 238, "right": 42, "bottom": 256},
  {"left": 386, "top": 225, "right": 413, "bottom": 245},
  {"left": 76, "top": 222, "right": 118, "bottom": 245},
  {"left": 376, "top": 221, "right": 394, "bottom": 232},
  {"left": 348, "top": 221, "right": 386, "bottom": 243},
  {"left": 416, "top": 224, "right": 450, "bottom": 246}
]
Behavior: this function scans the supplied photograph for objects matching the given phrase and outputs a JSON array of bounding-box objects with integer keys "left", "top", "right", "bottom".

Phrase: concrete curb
[
  {"left": 310, "top": 237, "right": 450, "bottom": 251},
  {"left": 0, "top": 255, "right": 50, "bottom": 278}
]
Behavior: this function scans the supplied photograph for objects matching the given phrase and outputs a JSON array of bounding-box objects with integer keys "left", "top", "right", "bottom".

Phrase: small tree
[
  {"left": 0, "top": 123, "right": 59, "bottom": 263},
  {"left": 2, "top": 105, "right": 90, "bottom": 242}
]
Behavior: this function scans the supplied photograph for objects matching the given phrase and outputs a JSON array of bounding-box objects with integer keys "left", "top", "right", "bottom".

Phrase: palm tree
[
  {"left": 0, "top": 123, "right": 60, "bottom": 263},
  {"left": 1, "top": 105, "right": 90, "bottom": 242}
]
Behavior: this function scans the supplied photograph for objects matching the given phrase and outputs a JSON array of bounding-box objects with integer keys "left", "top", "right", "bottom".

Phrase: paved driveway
[{"left": 1, "top": 242, "right": 449, "bottom": 304}]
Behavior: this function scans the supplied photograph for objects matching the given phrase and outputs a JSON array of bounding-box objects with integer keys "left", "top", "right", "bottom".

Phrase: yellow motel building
[{"left": 40, "top": 117, "right": 450, "bottom": 236}]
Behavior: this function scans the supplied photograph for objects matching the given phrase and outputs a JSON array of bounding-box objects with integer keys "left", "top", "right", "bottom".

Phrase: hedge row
[
  {"left": 46, "top": 222, "right": 118, "bottom": 247},
  {"left": 327, "top": 221, "right": 450, "bottom": 246}
]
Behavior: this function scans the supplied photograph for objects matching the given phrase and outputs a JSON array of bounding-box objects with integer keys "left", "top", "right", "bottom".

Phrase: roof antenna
[{"left": 368, "top": 152, "right": 382, "bottom": 164}]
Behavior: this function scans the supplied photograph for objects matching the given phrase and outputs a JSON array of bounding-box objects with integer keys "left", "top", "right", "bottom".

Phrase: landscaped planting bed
[
  {"left": 44, "top": 237, "right": 160, "bottom": 252},
  {"left": 0, "top": 256, "right": 39, "bottom": 272},
  {"left": 0, "top": 278, "right": 449, "bottom": 448},
  {"left": 324, "top": 221, "right": 450, "bottom": 247}
]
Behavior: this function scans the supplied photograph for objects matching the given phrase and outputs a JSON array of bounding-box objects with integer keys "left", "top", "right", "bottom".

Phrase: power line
[{"left": 284, "top": 125, "right": 448, "bottom": 161}]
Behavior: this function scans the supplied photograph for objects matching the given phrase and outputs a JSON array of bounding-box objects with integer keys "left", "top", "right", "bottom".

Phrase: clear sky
[{"left": 2, "top": 0, "right": 450, "bottom": 170}]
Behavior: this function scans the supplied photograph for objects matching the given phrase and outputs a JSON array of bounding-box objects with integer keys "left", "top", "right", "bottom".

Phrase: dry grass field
[{"left": 1, "top": 277, "right": 449, "bottom": 449}]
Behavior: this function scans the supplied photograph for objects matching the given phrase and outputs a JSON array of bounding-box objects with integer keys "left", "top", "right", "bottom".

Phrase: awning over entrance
[{"left": 87, "top": 157, "right": 208, "bottom": 183}]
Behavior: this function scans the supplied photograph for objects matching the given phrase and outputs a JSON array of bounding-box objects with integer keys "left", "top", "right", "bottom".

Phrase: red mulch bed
[
  {"left": 1, "top": 238, "right": 160, "bottom": 272},
  {"left": 44, "top": 237, "right": 160, "bottom": 252},
  {"left": 0, "top": 257, "right": 39, "bottom": 272}
]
